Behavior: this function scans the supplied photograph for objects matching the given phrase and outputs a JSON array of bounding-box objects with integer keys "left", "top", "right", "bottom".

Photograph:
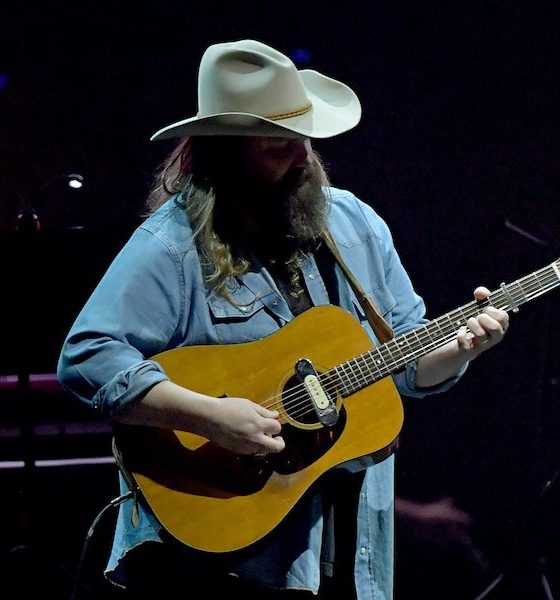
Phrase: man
[{"left": 57, "top": 39, "right": 509, "bottom": 599}]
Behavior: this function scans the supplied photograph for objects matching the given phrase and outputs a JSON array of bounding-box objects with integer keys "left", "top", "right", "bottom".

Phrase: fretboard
[{"left": 331, "top": 259, "right": 560, "bottom": 396}]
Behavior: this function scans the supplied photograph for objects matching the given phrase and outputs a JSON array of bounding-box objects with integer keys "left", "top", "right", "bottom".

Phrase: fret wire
[
  {"left": 390, "top": 337, "right": 411, "bottom": 370},
  {"left": 386, "top": 338, "right": 404, "bottom": 369},
  {"left": 429, "top": 319, "right": 452, "bottom": 347},
  {"left": 450, "top": 307, "right": 472, "bottom": 329},
  {"left": 518, "top": 278, "right": 557, "bottom": 302},
  {"left": 347, "top": 358, "right": 363, "bottom": 389},
  {"left": 525, "top": 285, "right": 558, "bottom": 303},
  {"left": 341, "top": 359, "right": 357, "bottom": 391},
  {"left": 359, "top": 353, "right": 381, "bottom": 389},
  {"left": 523, "top": 280, "right": 546, "bottom": 298},
  {"left": 389, "top": 338, "right": 404, "bottom": 367},
  {"left": 376, "top": 341, "right": 393, "bottom": 373},
  {"left": 406, "top": 330, "right": 422, "bottom": 354},
  {"left": 506, "top": 282, "right": 524, "bottom": 302},
  {"left": 386, "top": 338, "right": 402, "bottom": 372},
  {"left": 496, "top": 265, "right": 556, "bottom": 307},
  {"left": 512, "top": 280, "right": 528, "bottom": 304},
  {"left": 363, "top": 348, "right": 386, "bottom": 380},
  {"left": 427, "top": 318, "right": 446, "bottom": 345},
  {"left": 334, "top": 363, "right": 354, "bottom": 396},
  {"left": 539, "top": 270, "right": 560, "bottom": 288},
  {"left": 524, "top": 273, "right": 551, "bottom": 300},
  {"left": 349, "top": 355, "right": 365, "bottom": 389},
  {"left": 531, "top": 272, "right": 544, "bottom": 296},
  {"left": 526, "top": 268, "right": 556, "bottom": 293},
  {"left": 397, "top": 331, "right": 416, "bottom": 360},
  {"left": 409, "top": 327, "right": 426, "bottom": 354},
  {"left": 346, "top": 350, "right": 383, "bottom": 395},
  {"left": 353, "top": 355, "right": 366, "bottom": 388},
  {"left": 505, "top": 285, "right": 524, "bottom": 307},
  {"left": 377, "top": 343, "right": 395, "bottom": 372},
  {"left": 489, "top": 292, "right": 508, "bottom": 312},
  {"left": 386, "top": 338, "right": 402, "bottom": 365},
  {"left": 330, "top": 262, "right": 560, "bottom": 397},
  {"left": 414, "top": 324, "right": 434, "bottom": 346},
  {"left": 395, "top": 331, "right": 424, "bottom": 369},
  {"left": 372, "top": 346, "right": 388, "bottom": 377},
  {"left": 444, "top": 312, "right": 463, "bottom": 336},
  {"left": 361, "top": 351, "right": 381, "bottom": 383}
]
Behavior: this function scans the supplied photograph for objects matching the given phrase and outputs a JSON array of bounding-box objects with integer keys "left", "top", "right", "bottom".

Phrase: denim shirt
[{"left": 57, "top": 187, "right": 465, "bottom": 599}]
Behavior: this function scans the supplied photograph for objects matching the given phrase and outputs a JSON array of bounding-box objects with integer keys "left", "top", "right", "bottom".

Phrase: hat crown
[
  {"left": 197, "top": 40, "right": 310, "bottom": 119},
  {"left": 150, "top": 39, "right": 361, "bottom": 141}
]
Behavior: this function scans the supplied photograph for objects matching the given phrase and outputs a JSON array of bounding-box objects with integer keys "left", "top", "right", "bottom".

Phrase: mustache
[{"left": 279, "top": 165, "right": 314, "bottom": 194}]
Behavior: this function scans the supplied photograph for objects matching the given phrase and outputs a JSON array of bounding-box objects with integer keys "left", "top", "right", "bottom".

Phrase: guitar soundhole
[
  {"left": 281, "top": 373, "right": 336, "bottom": 425},
  {"left": 272, "top": 374, "right": 347, "bottom": 475}
]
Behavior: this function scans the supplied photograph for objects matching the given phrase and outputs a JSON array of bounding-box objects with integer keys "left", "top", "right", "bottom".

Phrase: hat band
[
  {"left": 264, "top": 100, "right": 313, "bottom": 121},
  {"left": 195, "top": 100, "right": 313, "bottom": 124}
]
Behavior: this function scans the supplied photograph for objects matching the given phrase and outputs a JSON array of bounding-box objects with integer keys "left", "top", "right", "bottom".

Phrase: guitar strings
[
  {"left": 263, "top": 330, "right": 460, "bottom": 423},
  {"left": 268, "top": 267, "right": 560, "bottom": 420},
  {"left": 259, "top": 264, "right": 560, "bottom": 424}
]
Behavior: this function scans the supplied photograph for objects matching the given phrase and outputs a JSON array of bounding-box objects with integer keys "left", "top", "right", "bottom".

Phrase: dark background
[{"left": 1, "top": 1, "right": 560, "bottom": 598}]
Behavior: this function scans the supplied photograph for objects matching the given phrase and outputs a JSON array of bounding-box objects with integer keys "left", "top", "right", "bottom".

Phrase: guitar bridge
[{"left": 295, "top": 358, "right": 338, "bottom": 427}]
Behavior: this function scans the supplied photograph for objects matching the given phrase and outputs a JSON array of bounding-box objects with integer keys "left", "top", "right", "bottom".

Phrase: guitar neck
[{"left": 332, "top": 259, "right": 560, "bottom": 395}]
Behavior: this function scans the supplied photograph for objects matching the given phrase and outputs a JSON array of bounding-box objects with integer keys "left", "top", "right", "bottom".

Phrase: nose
[{"left": 291, "top": 138, "right": 312, "bottom": 167}]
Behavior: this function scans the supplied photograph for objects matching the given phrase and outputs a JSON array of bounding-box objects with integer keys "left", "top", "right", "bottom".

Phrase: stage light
[
  {"left": 290, "top": 48, "right": 313, "bottom": 66},
  {"left": 33, "top": 173, "right": 88, "bottom": 229},
  {"left": 67, "top": 174, "right": 84, "bottom": 189}
]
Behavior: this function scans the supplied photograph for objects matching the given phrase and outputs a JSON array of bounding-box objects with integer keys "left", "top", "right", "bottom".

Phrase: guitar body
[{"left": 115, "top": 305, "right": 404, "bottom": 553}]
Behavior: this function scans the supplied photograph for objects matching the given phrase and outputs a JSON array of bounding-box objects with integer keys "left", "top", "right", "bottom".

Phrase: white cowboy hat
[{"left": 150, "top": 39, "right": 362, "bottom": 141}]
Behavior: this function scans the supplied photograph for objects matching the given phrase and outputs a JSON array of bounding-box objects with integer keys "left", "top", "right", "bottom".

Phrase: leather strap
[{"left": 322, "top": 230, "right": 394, "bottom": 343}]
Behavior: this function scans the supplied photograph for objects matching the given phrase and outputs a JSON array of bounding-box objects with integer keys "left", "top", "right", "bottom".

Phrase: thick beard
[
  {"left": 213, "top": 159, "right": 329, "bottom": 259},
  {"left": 283, "top": 162, "right": 329, "bottom": 244}
]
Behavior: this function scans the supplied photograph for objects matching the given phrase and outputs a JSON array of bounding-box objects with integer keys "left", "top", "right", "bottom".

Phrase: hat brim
[{"left": 150, "top": 70, "right": 361, "bottom": 141}]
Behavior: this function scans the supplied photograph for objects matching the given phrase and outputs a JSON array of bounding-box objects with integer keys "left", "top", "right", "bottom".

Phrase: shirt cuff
[{"left": 92, "top": 360, "right": 169, "bottom": 420}]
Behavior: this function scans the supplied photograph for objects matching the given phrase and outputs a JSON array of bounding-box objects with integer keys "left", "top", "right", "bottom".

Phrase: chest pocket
[
  {"left": 207, "top": 291, "right": 279, "bottom": 344},
  {"left": 330, "top": 229, "right": 396, "bottom": 326}
]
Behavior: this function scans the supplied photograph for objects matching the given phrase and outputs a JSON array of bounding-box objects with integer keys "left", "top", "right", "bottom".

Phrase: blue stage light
[{"left": 290, "top": 48, "right": 313, "bottom": 66}]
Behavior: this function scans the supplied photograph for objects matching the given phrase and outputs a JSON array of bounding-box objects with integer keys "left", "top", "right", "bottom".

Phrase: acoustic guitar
[{"left": 114, "top": 259, "right": 560, "bottom": 553}]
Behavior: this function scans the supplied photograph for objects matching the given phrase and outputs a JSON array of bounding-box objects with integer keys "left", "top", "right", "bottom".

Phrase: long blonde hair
[{"left": 146, "top": 137, "right": 329, "bottom": 298}]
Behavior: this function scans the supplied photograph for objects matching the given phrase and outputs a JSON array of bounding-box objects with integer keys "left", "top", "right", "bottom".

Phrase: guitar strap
[
  {"left": 321, "top": 229, "right": 394, "bottom": 343},
  {"left": 320, "top": 232, "right": 394, "bottom": 585}
]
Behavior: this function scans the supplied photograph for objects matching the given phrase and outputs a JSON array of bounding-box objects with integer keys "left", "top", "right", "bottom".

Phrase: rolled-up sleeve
[{"left": 57, "top": 224, "right": 187, "bottom": 420}]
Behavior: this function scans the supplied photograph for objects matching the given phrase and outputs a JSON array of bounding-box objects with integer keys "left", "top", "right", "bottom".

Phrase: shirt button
[
  {"left": 272, "top": 300, "right": 278, "bottom": 306},
  {"left": 309, "top": 274, "right": 315, "bottom": 280},
  {"left": 240, "top": 306, "right": 247, "bottom": 312},
  {"left": 360, "top": 547, "right": 367, "bottom": 555}
]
